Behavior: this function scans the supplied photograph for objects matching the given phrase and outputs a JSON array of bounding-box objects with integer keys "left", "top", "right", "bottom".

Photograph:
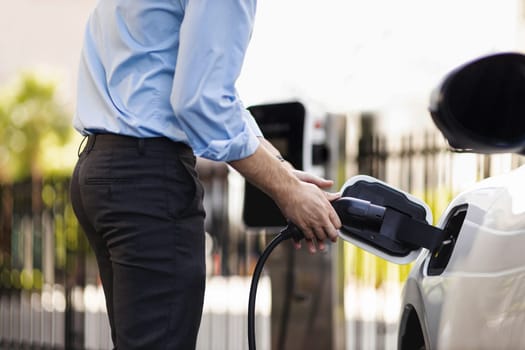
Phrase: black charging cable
[
  {"left": 276, "top": 241, "right": 295, "bottom": 350},
  {"left": 248, "top": 224, "right": 303, "bottom": 350}
]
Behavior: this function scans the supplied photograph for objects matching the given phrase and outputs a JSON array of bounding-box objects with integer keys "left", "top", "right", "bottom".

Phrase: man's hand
[
  {"left": 229, "top": 143, "right": 341, "bottom": 254},
  {"left": 275, "top": 180, "right": 341, "bottom": 253},
  {"left": 292, "top": 169, "right": 335, "bottom": 188}
]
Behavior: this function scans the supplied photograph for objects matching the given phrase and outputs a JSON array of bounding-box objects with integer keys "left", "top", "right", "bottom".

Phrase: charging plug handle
[
  {"left": 280, "top": 197, "right": 386, "bottom": 241},
  {"left": 281, "top": 196, "right": 445, "bottom": 255}
]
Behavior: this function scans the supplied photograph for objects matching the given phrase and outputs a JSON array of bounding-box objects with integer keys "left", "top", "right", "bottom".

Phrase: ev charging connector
[{"left": 337, "top": 175, "right": 445, "bottom": 264}]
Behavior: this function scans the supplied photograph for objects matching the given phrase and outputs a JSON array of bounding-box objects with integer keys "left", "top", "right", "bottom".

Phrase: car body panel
[{"left": 401, "top": 164, "right": 525, "bottom": 349}]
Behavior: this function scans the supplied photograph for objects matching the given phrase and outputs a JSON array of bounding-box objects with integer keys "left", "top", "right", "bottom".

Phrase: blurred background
[{"left": 0, "top": 0, "right": 524, "bottom": 349}]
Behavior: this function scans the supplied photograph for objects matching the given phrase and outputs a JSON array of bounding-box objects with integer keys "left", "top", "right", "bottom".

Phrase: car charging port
[{"left": 427, "top": 204, "right": 468, "bottom": 276}]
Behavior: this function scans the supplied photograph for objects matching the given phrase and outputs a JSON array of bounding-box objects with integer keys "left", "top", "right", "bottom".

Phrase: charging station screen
[{"left": 243, "top": 102, "right": 305, "bottom": 228}]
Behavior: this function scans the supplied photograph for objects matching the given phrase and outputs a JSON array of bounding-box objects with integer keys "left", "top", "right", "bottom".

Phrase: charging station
[
  {"left": 243, "top": 101, "right": 306, "bottom": 228},
  {"left": 243, "top": 101, "right": 344, "bottom": 350}
]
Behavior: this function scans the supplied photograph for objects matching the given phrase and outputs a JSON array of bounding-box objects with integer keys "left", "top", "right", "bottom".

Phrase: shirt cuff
[{"left": 197, "top": 122, "right": 260, "bottom": 162}]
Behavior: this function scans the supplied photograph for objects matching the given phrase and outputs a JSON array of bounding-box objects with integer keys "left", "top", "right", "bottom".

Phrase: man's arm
[
  {"left": 173, "top": 0, "right": 341, "bottom": 250},
  {"left": 257, "top": 137, "right": 335, "bottom": 189},
  {"left": 171, "top": 0, "right": 260, "bottom": 161}
]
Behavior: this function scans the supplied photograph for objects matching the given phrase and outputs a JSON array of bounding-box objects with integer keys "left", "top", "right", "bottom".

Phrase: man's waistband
[{"left": 84, "top": 134, "right": 193, "bottom": 155}]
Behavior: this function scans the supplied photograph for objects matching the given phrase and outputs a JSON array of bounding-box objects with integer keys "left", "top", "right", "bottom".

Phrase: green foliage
[{"left": 0, "top": 72, "right": 72, "bottom": 182}]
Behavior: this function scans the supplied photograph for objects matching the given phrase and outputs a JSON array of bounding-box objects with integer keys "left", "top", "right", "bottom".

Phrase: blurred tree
[
  {"left": 0, "top": 72, "right": 73, "bottom": 281},
  {"left": 0, "top": 72, "right": 71, "bottom": 183}
]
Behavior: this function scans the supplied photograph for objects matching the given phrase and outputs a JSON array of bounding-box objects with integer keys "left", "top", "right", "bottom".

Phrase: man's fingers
[
  {"left": 294, "top": 221, "right": 337, "bottom": 253},
  {"left": 305, "top": 239, "right": 317, "bottom": 254},
  {"left": 300, "top": 226, "right": 315, "bottom": 242},
  {"left": 292, "top": 239, "right": 302, "bottom": 250},
  {"left": 324, "top": 191, "right": 341, "bottom": 202},
  {"left": 324, "top": 223, "right": 338, "bottom": 242},
  {"left": 292, "top": 170, "right": 335, "bottom": 189},
  {"left": 313, "top": 226, "right": 328, "bottom": 242},
  {"left": 313, "top": 178, "right": 334, "bottom": 189},
  {"left": 328, "top": 210, "right": 342, "bottom": 232}
]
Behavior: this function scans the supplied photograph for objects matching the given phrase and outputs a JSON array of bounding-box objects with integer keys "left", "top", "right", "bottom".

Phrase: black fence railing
[
  {"left": 0, "top": 176, "right": 89, "bottom": 349},
  {"left": 0, "top": 163, "right": 231, "bottom": 349}
]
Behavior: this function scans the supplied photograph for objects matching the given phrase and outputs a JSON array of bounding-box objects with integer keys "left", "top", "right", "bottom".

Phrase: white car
[{"left": 398, "top": 52, "right": 525, "bottom": 349}]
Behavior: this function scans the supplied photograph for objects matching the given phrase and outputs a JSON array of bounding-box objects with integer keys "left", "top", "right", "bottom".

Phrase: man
[{"left": 70, "top": 0, "right": 341, "bottom": 348}]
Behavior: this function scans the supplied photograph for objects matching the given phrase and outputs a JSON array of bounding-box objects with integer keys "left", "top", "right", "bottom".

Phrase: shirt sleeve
[{"left": 171, "top": 0, "right": 261, "bottom": 162}]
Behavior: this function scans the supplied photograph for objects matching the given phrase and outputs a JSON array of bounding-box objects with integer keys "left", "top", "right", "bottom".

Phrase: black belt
[{"left": 82, "top": 134, "right": 192, "bottom": 155}]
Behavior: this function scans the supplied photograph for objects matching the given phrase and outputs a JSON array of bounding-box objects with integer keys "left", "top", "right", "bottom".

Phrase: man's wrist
[{"left": 275, "top": 154, "right": 295, "bottom": 171}]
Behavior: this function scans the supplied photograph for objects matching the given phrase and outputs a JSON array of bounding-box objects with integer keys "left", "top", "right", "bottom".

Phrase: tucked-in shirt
[{"left": 74, "top": 0, "right": 262, "bottom": 162}]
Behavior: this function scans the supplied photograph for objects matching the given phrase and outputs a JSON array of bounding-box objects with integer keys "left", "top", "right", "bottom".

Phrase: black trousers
[{"left": 70, "top": 134, "right": 206, "bottom": 349}]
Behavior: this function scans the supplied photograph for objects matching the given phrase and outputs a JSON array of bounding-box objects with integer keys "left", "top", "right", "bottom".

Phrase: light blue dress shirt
[{"left": 74, "top": 0, "right": 263, "bottom": 162}]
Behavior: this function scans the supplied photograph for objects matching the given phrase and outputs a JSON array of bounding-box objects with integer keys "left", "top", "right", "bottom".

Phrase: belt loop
[
  {"left": 86, "top": 135, "right": 96, "bottom": 154},
  {"left": 138, "top": 139, "right": 145, "bottom": 155},
  {"left": 77, "top": 136, "right": 87, "bottom": 157},
  {"left": 78, "top": 135, "right": 96, "bottom": 156}
]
